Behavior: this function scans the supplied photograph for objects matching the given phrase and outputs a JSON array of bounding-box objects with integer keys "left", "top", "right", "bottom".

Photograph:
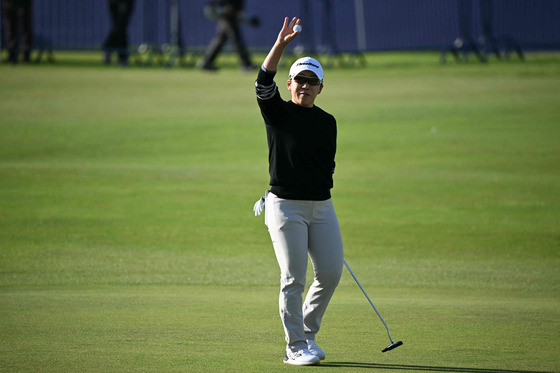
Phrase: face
[{"left": 287, "top": 70, "right": 323, "bottom": 108}]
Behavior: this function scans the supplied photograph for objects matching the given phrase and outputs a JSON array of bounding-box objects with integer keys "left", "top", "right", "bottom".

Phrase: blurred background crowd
[{"left": 1, "top": 0, "right": 559, "bottom": 69}]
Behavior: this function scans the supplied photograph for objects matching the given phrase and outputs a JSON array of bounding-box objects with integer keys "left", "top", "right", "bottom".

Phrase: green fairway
[{"left": 1, "top": 52, "right": 559, "bottom": 372}]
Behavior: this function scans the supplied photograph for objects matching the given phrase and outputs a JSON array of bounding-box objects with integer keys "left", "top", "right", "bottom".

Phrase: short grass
[{"left": 1, "top": 51, "right": 559, "bottom": 372}]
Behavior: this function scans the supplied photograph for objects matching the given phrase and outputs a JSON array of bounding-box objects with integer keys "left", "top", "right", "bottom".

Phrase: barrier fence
[{"left": 1, "top": 0, "right": 559, "bottom": 65}]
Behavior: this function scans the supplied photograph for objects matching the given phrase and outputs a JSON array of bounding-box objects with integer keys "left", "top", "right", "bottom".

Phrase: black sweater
[{"left": 255, "top": 67, "right": 337, "bottom": 201}]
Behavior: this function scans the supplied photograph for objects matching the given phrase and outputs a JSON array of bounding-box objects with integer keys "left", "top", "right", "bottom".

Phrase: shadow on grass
[{"left": 319, "top": 362, "right": 552, "bottom": 373}]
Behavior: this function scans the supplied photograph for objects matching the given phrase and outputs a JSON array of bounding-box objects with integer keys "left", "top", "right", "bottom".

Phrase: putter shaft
[{"left": 343, "top": 259, "right": 402, "bottom": 351}]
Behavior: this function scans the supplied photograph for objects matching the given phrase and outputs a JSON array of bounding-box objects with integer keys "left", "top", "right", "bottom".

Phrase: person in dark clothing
[
  {"left": 103, "top": 0, "right": 135, "bottom": 66},
  {"left": 199, "top": 0, "right": 255, "bottom": 71},
  {"left": 2, "top": 0, "right": 33, "bottom": 64},
  {"left": 253, "top": 17, "right": 343, "bottom": 366}
]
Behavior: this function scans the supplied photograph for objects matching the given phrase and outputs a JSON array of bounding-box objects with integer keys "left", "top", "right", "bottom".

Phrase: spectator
[
  {"left": 199, "top": 0, "right": 258, "bottom": 71},
  {"left": 103, "top": 0, "right": 135, "bottom": 66},
  {"left": 2, "top": 0, "right": 33, "bottom": 64}
]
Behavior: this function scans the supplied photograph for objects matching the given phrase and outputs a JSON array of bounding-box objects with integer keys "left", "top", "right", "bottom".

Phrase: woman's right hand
[{"left": 276, "top": 17, "right": 301, "bottom": 46}]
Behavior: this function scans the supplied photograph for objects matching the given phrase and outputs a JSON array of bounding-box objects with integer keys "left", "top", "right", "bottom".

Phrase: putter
[{"left": 343, "top": 259, "right": 403, "bottom": 353}]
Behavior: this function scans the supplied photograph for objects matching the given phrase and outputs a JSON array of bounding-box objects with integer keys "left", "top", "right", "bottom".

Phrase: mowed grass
[{"left": 1, "top": 52, "right": 559, "bottom": 372}]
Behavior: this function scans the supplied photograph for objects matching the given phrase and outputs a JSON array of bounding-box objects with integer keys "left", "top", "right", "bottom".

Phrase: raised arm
[{"left": 262, "top": 17, "right": 301, "bottom": 72}]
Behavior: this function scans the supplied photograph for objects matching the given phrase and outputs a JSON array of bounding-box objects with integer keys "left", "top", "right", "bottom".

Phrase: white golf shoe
[
  {"left": 307, "top": 340, "right": 326, "bottom": 360},
  {"left": 283, "top": 347, "right": 320, "bottom": 366}
]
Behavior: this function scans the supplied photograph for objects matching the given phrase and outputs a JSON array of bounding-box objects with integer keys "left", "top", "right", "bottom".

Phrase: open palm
[{"left": 277, "top": 17, "right": 301, "bottom": 45}]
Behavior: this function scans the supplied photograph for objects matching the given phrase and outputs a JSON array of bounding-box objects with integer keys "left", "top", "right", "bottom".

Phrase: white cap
[{"left": 288, "top": 57, "right": 324, "bottom": 82}]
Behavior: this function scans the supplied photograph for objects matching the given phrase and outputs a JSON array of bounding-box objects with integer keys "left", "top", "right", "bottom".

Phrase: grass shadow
[{"left": 319, "top": 362, "right": 552, "bottom": 373}]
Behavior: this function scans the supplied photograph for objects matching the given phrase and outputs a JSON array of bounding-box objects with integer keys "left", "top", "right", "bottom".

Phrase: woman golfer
[{"left": 254, "top": 17, "right": 344, "bottom": 366}]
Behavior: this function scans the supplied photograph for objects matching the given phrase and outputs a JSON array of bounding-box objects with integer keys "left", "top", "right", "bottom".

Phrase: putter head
[{"left": 382, "top": 341, "right": 403, "bottom": 353}]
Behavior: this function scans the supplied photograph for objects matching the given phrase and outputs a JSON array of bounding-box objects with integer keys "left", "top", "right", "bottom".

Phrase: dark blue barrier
[{"left": 1, "top": 0, "right": 559, "bottom": 57}]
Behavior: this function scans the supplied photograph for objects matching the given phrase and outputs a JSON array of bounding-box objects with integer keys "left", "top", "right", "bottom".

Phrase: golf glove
[{"left": 253, "top": 190, "right": 269, "bottom": 216}]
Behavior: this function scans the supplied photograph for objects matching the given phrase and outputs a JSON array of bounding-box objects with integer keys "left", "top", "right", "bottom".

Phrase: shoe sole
[
  {"left": 283, "top": 359, "right": 320, "bottom": 366},
  {"left": 283, "top": 355, "right": 320, "bottom": 366}
]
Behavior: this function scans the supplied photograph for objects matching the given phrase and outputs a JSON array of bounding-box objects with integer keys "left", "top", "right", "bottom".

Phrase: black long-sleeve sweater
[{"left": 255, "top": 67, "right": 337, "bottom": 201}]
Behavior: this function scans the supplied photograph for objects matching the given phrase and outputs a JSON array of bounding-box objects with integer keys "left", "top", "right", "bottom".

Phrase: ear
[
  {"left": 318, "top": 83, "right": 324, "bottom": 94},
  {"left": 287, "top": 79, "right": 292, "bottom": 91}
]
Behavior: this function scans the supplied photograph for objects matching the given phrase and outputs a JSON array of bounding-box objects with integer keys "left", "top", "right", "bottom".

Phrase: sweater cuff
[{"left": 257, "top": 65, "right": 277, "bottom": 86}]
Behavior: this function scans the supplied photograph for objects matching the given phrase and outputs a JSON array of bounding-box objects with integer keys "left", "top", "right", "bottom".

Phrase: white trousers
[{"left": 265, "top": 192, "right": 344, "bottom": 351}]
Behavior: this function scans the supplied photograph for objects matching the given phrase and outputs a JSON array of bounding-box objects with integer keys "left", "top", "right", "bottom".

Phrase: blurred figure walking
[
  {"left": 2, "top": 0, "right": 33, "bottom": 64},
  {"left": 103, "top": 0, "right": 135, "bottom": 66},
  {"left": 199, "top": 0, "right": 258, "bottom": 71}
]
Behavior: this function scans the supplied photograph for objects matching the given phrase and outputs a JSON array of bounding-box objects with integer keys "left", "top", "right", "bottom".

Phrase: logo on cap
[{"left": 297, "top": 62, "right": 320, "bottom": 69}]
